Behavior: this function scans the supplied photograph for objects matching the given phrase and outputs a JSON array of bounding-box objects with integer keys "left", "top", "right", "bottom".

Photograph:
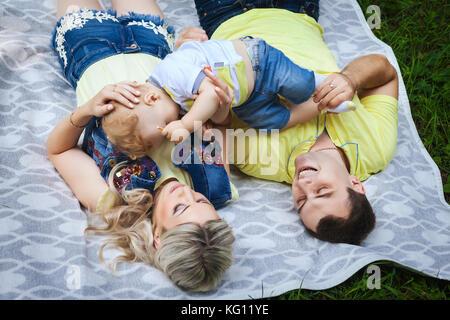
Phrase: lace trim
[
  {"left": 54, "top": 10, "right": 174, "bottom": 69},
  {"left": 54, "top": 10, "right": 119, "bottom": 68},
  {"left": 128, "top": 20, "right": 175, "bottom": 52}
]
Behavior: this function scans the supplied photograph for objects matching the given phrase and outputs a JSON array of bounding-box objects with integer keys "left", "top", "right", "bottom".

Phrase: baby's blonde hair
[
  {"left": 102, "top": 101, "right": 150, "bottom": 159},
  {"left": 85, "top": 162, "right": 235, "bottom": 292}
]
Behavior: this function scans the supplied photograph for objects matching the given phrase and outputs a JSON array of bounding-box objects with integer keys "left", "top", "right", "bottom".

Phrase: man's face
[{"left": 291, "top": 150, "right": 364, "bottom": 232}]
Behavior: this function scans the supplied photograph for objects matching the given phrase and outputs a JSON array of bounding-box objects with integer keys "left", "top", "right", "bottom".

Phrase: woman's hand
[
  {"left": 313, "top": 72, "right": 356, "bottom": 111},
  {"left": 86, "top": 81, "right": 141, "bottom": 117},
  {"left": 175, "top": 27, "right": 208, "bottom": 50}
]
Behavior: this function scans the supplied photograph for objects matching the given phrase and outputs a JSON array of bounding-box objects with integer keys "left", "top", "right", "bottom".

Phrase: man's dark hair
[{"left": 305, "top": 187, "right": 376, "bottom": 245}]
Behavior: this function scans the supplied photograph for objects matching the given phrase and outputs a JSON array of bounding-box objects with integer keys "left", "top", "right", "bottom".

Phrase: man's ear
[
  {"left": 143, "top": 92, "right": 160, "bottom": 105},
  {"left": 153, "top": 231, "right": 161, "bottom": 249},
  {"left": 350, "top": 175, "right": 366, "bottom": 195}
]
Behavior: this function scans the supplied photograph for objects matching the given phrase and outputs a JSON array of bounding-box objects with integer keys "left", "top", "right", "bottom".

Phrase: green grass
[
  {"left": 273, "top": 0, "right": 450, "bottom": 300},
  {"left": 357, "top": 0, "right": 450, "bottom": 201},
  {"left": 273, "top": 261, "right": 449, "bottom": 300}
]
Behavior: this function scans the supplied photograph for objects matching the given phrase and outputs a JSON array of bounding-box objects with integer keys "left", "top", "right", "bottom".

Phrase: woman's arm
[
  {"left": 47, "top": 102, "right": 111, "bottom": 211},
  {"left": 314, "top": 54, "right": 398, "bottom": 109},
  {"left": 46, "top": 82, "right": 140, "bottom": 211}
]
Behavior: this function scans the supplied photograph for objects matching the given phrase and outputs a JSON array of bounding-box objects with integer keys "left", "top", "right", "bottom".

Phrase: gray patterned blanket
[{"left": 0, "top": 0, "right": 448, "bottom": 299}]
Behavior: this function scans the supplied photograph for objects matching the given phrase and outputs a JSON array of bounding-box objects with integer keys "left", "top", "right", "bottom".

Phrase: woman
[
  {"left": 47, "top": 0, "right": 237, "bottom": 292},
  {"left": 179, "top": 0, "right": 399, "bottom": 245}
]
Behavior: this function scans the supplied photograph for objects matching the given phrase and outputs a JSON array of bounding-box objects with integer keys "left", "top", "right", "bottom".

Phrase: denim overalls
[{"left": 82, "top": 118, "right": 232, "bottom": 209}]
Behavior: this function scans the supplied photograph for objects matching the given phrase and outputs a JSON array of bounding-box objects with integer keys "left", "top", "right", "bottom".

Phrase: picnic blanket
[{"left": 0, "top": 0, "right": 448, "bottom": 299}]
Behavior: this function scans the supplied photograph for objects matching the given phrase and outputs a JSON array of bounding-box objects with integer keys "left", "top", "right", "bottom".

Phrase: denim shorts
[
  {"left": 51, "top": 9, "right": 175, "bottom": 88},
  {"left": 233, "top": 37, "right": 315, "bottom": 130}
]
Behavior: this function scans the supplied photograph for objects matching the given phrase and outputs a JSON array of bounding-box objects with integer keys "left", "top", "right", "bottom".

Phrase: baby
[
  {"left": 102, "top": 38, "right": 356, "bottom": 158},
  {"left": 148, "top": 37, "right": 356, "bottom": 142}
]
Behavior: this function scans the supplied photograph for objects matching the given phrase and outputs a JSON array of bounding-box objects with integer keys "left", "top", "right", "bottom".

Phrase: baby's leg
[
  {"left": 57, "top": 0, "right": 101, "bottom": 20},
  {"left": 111, "top": 0, "right": 163, "bottom": 18}
]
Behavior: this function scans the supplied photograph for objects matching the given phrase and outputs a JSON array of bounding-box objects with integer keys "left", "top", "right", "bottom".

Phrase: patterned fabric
[
  {"left": 112, "top": 159, "right": 158, "bottom": 192},
  {"left": 0, "top": 0, "right": 449, "bottom": 299}
]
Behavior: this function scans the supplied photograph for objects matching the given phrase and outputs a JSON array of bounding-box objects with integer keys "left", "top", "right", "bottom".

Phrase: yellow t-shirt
[
  {"left": 76, "top": 53, "right": 161, "bottom": 106},
  {"left": 212, "top": 9, "right": 398, "bottom": 183},
  {"left": 76, "top": 53, "right": 238, "bottom": 210}
]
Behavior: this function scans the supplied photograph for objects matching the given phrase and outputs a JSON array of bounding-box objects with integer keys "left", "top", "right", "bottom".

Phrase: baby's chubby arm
[
  {"left": 182, "top": 77, "right": 222, "bottom": 130},
  {"left": 162, "top": 77, "right": 221, "bottom": 143}
]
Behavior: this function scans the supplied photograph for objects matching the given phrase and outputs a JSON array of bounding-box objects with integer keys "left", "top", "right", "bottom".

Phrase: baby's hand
[{"left": 161, "top": 120, "right": 191, "bottom": 143}]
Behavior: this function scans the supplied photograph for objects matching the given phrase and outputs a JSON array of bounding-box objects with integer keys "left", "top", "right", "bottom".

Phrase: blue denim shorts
[
  {"left": 233, "top": 37, "right": 315, "bottom": 130},
  {"left": 51, "top": 9, "right": 175, "bottom": 88}
]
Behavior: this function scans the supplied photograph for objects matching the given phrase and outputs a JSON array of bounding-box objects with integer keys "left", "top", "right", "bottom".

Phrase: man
[{"left": 177, "top": 1, "right": 399, "bottom": 244}]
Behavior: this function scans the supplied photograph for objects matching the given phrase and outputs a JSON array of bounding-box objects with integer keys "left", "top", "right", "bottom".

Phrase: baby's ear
[{"left": 143, "top": 92, "right": 160, "bottom": 105}]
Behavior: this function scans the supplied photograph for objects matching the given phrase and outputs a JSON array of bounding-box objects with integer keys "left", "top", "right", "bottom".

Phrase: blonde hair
[
  {"left": 85, "top": 162, "right": 235, "bottom": 292},
  {"left": 102, "top": 101, "right": 150, "bottom": 159}
]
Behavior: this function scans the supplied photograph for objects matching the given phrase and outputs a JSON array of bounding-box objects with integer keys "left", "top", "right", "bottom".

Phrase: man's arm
[{"left": 314, "top": 54, "right": 398, "bottom": 109}]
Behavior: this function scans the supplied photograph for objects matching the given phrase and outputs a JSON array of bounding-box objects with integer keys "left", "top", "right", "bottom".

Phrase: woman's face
[{"left": 152, "top": 179, "right": 219, "bottom": 248}]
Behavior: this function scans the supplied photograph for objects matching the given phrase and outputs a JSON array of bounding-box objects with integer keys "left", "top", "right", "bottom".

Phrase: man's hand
[
  {"left": 175, "top": 27, "right": 208, "bottom": 50},
  {"left": 161, "top": 120, "right": 191, "bottom": 143},
  {"left": 313, "top": 72, "right": 356, "bottom": 111}
]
